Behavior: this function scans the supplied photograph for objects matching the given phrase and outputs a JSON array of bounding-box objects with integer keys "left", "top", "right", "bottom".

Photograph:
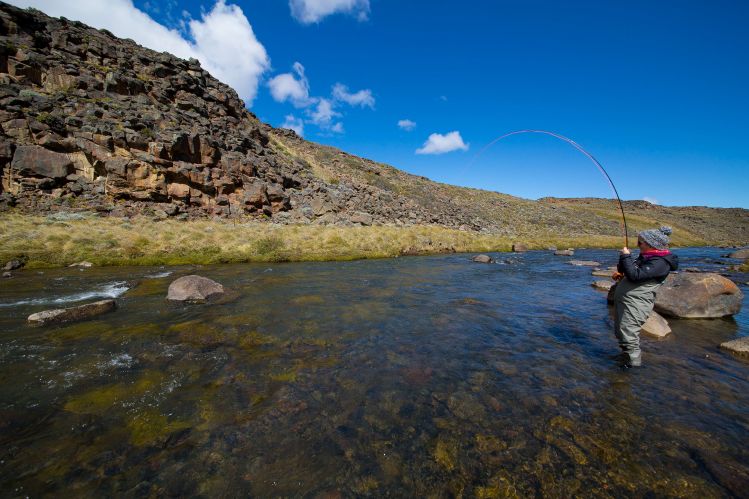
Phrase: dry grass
[{"left": 0, "top": 214, "right": 625, "bottom": 268}]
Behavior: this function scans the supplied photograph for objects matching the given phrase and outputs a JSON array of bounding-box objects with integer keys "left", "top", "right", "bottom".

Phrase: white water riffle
[{"left": 0, "top": 281, "right": 129, "bottom": 308}]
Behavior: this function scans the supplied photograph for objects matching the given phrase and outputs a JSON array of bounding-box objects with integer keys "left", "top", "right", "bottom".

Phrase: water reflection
[{"left": 0, "top": 248, "right": 747, "bottom": 496}]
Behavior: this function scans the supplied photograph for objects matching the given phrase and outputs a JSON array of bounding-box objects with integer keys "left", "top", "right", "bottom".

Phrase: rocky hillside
[{"left": 1, "top": 2, "right": 747, "bottom": 244}]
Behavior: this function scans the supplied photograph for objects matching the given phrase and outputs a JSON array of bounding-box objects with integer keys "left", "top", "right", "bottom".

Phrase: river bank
[{"left": 0, "top": 213, "right": 719, "bottom": 269}]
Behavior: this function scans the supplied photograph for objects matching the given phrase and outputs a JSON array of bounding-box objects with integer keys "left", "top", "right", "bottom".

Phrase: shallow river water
[{"left": 0, "top": 248, "right": 747, "bottom": 497}]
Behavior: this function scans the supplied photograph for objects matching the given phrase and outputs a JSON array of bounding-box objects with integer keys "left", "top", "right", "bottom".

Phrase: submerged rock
[
  {"left": 472, "top": 254, "right": 494, "bottom": 264},
  {"left": 592, "top": 266, "right": 617, "bottom": 277},
  {"left": 167, "top": 275, "right": 224, "bottom": 301},
  {"left": 641, "top": 311, "right": 671, "bottom": 338},
  {"left": 569, "top": 260, "right": 600, "bottom": 267},
  {"left": 719, "top": 337, "right": 749, "bottom": 358},
  {"left": 28, "top": 299, "right": 117, "bottom": 326},
  {"left": 655, "top": 273, "right": 743, "bottom": 318}
]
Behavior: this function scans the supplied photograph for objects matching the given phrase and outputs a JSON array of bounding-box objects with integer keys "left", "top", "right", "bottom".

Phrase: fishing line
[{"left": 470, "top": 129, "right": 629, "bottom": 247}]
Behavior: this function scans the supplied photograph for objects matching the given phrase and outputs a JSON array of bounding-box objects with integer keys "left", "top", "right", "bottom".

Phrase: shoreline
[{"left": 0, "top": 213, "right": 737, "bottom": 269}]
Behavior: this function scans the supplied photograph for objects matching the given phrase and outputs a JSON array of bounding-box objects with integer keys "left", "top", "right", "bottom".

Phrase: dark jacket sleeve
[{"left": 618, "top": 254, "right": 672, "bottom": 283}]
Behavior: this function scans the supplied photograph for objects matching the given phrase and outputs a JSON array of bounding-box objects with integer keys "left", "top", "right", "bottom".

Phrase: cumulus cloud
[
  {"left": 289, "top": 0, "right": 369, "bottom": 24},
  {"left": 308, "top": 98, "right": 341, "bottom": 128},
  {"left": 332, "top": 83, "right": 374, "bottom": 108},
  {"left": 7, "top": 0, "right": 270, "bottom": 104},
  {"left": 416, "top": 131, "right": 469, "bottom": 155},
  {"left": 268, "top": 62, "right": 311, "bottom": 107},
  {"left": 398, "top": 119, "right": 416, "bottom": 131},
  {"left": 331, "top": 122, "right": 344, "bottom": 133},
  {"left": 281, "top": 114, "right": 305, "bottom": 136}
]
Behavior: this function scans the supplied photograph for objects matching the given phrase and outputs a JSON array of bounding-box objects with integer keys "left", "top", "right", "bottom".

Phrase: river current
[{"left": 0, "top": 248, "right": 747, "bottom": 497}]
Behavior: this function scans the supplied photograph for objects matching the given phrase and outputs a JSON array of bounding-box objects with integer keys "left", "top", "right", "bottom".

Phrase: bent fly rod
[{"left": 472, "top": 129, "right": 629, "bottom": 247}]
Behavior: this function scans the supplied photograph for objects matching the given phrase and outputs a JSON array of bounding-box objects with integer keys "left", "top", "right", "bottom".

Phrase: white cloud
[
  {"left": 331, "top": 122, "right": 344, "bottom": 133},
  {"left": 332, "top": 83, "right": 374, "bottom": 108},
  {"left": 268, "top": 62, "right": 311, "bottom": 107},
  {"left": 416, "top": 131, "right": 469, "bottom": 155},
  {"left": 308, "top": 98, "right": 341, "bottom": 128},
  {"left": 281, "top": 114, "right": 304, "bottom": 136},
  {"left": 398, "top": 119, "right": 416, "bottom": 131},
  {"left": 289, "top": 0, "right": 369, "bottom": 24},
  {"left": 7, "top": 0, "right": 270, "bottom": 104},
  {"left": 643, "top": 196, "right": 659, "bottom": 205}
]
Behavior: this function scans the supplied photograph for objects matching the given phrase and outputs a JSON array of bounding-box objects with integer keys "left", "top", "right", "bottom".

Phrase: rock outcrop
[{"left": 167, "top": 275, "right": 224, "bottom": 301}]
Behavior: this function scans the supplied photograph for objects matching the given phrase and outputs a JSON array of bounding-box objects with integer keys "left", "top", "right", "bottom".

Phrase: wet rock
[
  {"left": 655, "top": 273, "right": 743, "bottom": 318},
  {"left": 728, "top": 248, "right": 749, "bottom": 259},
  {"left": 2, "top": 271, "right": 11, "bottom": 278},
  {"left": 472, "top": 254, "right": 494, "bottom": 263},
  {"left": 555, "top": 249, "right": 574, "bottom": 256},
  {"left": 641, "top": 311, "right": 671, "bottom": 338},
  {"left": 591, "top": 280, "right": 613, "bottom": 291},
  {"left": 592, "top": 266, "right": 617, "bottom": 277},
  {"left": 719, "top": 337, "right": 749, "bottom": 358},
  {"left": 512, "top": 243, "right": 528, "bottom": 252},
  {"left": 68, "top": 261, "right": 93, "bottom": 268},
  {"left": 167, "top": 275, "right": 224, "bottom": 301},
  {"left": 28, "top": 299, "right": 117, "bottom": 325},
  {"left": 3, "top": 259, "right": 24, "bottom": 271},
  {"left": 569, "top": 260, "right": 600, "bottom": 267}
]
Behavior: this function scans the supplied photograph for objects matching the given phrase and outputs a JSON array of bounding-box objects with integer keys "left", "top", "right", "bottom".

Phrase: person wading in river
[{"left": 612, "top": 226, "right": 679, "bottom": 367}]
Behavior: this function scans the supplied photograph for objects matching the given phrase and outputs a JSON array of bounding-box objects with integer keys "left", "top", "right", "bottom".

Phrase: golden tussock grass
[{"left": 0, "top": 214, "right": 631, "bottom": 268}]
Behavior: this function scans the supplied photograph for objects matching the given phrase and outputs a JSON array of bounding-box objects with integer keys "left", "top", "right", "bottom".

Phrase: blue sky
[{"left": 11, "top": 1, "right": 749, "bottom": 208}]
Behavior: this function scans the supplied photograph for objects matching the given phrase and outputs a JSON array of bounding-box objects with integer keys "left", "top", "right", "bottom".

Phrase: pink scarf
[{"left": 641, "top": 249, "right": 671, "bottom": 259}]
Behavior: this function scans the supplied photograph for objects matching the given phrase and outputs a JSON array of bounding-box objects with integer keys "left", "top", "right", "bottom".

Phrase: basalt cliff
[{"left": 1, "top": 2, "right": 747, "bottom": 244}]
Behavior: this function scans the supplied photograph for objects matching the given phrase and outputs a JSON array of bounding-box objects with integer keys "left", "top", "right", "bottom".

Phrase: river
[{"left": 1, "top": 248, "right": 747, "bottom": 496}]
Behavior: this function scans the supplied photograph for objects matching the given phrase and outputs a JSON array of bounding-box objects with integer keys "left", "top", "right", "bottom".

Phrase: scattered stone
[
  {"left": 592, "top": 280, "right": 613, "bottom": 291},
  {"left": 655, "top": 273, "right": 743, "bottom": 318},
  {"left": 547, "top": 246, "right": 557, "bottom": 251},
  {"left": 719, "top": 337, "right": 749, "bottom": 358},
  {"left": 3, "top": 259, "right": 24, "bottom": 271},
  {"left": 554, "top": 249, "right": 574, "bottom": 256},
  {"left": 512, "top": 244, "right": 528, "bottom": 252},
  {"left": 2, "top": 272, "right": 12, "bottom": 278},
  {"left": 684, "top": 267, "right": 703, "bottom": 273},
  {"left": 728, "top": 249, "right": 749, "bottom": 259},
  {"left": 27, "top": 299, "right": 117, "bottom": 326},
  {"left": 569, "top": 260, "right": 600, "bottom": 267},
  {"left": 641, "top": 311, "right": 671, "bottom": 338},
  {"left": 472, "top": 255, "right": 494, "bottom": 264},
  {"left": 592, "top": 266, "right": 617, "bottom": 277},
  {"left": 167, "top": 275, "right": 225, "bottom": 301},
  {"left": 68, "top": 261, "right": 93, "bottom": 268}
]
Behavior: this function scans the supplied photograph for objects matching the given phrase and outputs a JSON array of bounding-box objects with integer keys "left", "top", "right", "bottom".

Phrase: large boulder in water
[
  {"left": 555, "top": 249, "right": 574, "bottom": 256},
  {"left": 167, "top": 275, "right": 224, "bottom": 301},
  {"left": 511, "top": 243, "right": 528, "bottom": 252},
  {"left": 641, "top": 311, "right": 671, "bottom": 338},
  {"left": 654, "top": 273, "right": 743, "bottom": 318},
  {"left": 28, "top": 299, "right": 116, "bottom": 326},
  {"left": 728, "top": 248, "right": 749, "bottom": 259}
]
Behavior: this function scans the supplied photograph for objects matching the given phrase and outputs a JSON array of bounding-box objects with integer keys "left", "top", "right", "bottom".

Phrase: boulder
[
  {"left": 472, "top": 254, "right": 494, "bottom": 264},
  {"left": 11, "top": 145, "right": 74, "bottom": 179},
  {"left": 511, "top": 243, "right": 528, "bottom": 252},
  {"left": 2, "top": 272, "right": 11, "bottom": 278},
  {"left": 728, "top": 249, "right": 749, "bottom": 259},
  {"left": 68, "top": 261, "right": 93, "bottom": 268},
  {"left": 592, "top": 280, "right": 613, "bottom": 291},
  {"left": 547, "top": 246, "right": 557, "bottom": 251},
  {"left": 167, "top": 275, "right": 224, "bottom": 301},
  {"left": 28, "top": 299, "right": 116, "bottom": 326},
  {"left": 719, "top": 337, "right": 749, "bottom": 358},
  {"left": 569, "top": 260, "right": 601, "bottom": 267},
  {"left": 3, "top": 259, "right": 24, "bottom": 271},
  {"left": 655, "top": 273, "right": 743, "bottom": 318},
  {"left": 555, "top": 249, "right": 574, "bottom": 256},
  {"left": 641, "top": 311, "right": 671, "bottom": 338}
]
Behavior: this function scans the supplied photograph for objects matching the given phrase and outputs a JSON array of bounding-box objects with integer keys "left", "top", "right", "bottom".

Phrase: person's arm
[{"left": 619, "top": 254, "right": 671, "bottom": 282}]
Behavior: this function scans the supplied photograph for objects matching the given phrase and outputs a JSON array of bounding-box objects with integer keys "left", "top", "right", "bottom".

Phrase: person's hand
[
  {"left": 620, "top": 247, "right": 630, "bottom": 255},
  {"left": 612, "top": 271, "right": 623, "bottom": 281}
]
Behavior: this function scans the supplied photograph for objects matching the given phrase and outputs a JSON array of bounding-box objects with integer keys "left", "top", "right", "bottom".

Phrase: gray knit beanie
[{"left": 639, "top": 226, "right": 672, "bottom": 249}]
